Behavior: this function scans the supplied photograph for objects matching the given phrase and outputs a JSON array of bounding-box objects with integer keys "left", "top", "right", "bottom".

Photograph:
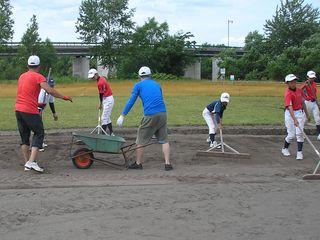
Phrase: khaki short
[{"left": 136, "top": 112, "right": 168, "bottom": 146}]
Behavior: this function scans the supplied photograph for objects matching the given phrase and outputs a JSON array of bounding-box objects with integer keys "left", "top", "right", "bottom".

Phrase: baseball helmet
[
  {"left": 47, "top": 78, "right": 55, "bottom": 87},
  {"left": 220, "top": 92, "right": 230, "bottom": 103}
]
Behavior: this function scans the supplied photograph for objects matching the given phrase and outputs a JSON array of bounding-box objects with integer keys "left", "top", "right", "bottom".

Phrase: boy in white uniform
[
  {"left": 202, "top": 93, "right": 230, "bottom": 147},
  {"left": 37, "top": 78, "right": 58, "bottom": 151}
]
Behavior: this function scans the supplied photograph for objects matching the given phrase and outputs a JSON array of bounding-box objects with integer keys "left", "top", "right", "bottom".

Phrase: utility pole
[{"left": 227, "top": 19, "right": 233, "bottom": 47}]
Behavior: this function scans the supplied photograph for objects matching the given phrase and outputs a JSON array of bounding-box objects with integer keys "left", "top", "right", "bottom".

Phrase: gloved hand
[
  {"left": 116, "top": 115, "right": 124, "bottom": 127},
  {"left": 63, "top": 96, "right": 73, "bottom": 102},
  {"left": 53, "top": 113, "right": 58, "bottom": 121}
]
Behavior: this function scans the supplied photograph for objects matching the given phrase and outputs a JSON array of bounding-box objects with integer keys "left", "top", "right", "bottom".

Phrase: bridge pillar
[
  {"left": 184, "top": 59, "right": 201, "bottom": 80},
  {"left": 97, "top": 58, "right": 109, "bottom": 77},
  {"left": 72, "top": 57, "right": 90, "bottom": 78},
  {"left": 212, "top": 58, "right": 221, "bottom": 81}
]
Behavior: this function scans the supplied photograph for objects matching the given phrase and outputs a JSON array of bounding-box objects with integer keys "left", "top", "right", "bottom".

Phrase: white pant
[
  {"left": 305, "top": 100, "right": 320, "bottom": 125},
  {"left": 202, "top": 108, "right": 217, "bottom": 134},
  {"left": 285, "top": 109, "right": 306, "bottom": 143},
  {"left": 101, "top": 96, "right": 114, "bottom": 125}
]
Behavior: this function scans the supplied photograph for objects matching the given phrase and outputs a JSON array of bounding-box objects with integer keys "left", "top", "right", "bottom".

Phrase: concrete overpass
[{"left": 0, "top": 42, "right": 245, "bottom": 79}]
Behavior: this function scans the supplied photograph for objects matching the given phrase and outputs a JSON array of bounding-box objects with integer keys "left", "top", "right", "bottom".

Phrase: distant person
[
  {"left": 37, "top": 77, "right": 58, "bottom": 151},
  {"left": 15, "top": 55, "right": 72, "bottom": 172},
  {"left": 301, "top": 70, "right": 320, "bottom": 140},
  {"left": 88, "top": 68, "right": 114, "bottom": 135},
  {"left": 116, "top": 66, "right": 172, "bottom": 171},
  {"left": 202, "top": 93, "right": 230, "bottom": 147},
  {"left": 281, "top": 74, "right": 309, "bottom": 160}
]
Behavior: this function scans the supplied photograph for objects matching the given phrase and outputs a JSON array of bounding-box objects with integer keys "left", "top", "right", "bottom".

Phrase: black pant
[{"left": 15, "top": 111, "right": 44, "bottom": 148}]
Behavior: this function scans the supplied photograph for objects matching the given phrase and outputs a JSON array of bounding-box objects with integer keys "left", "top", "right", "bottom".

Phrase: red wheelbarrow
[{"left": 69, "top": 132, "right": 154, "bottom": 169}]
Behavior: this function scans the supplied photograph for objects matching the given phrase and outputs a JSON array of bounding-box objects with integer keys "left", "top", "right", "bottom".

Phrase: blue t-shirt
[
  {"left": 122, "top": 79, "right": 166, "bottom": 116},
  {"left": 206, "top": 100, "right": 226, "bottom": 123}
]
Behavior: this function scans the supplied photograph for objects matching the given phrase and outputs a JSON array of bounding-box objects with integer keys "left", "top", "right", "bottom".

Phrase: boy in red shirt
[
  {"left": 88, "top": 68, "right": 115, "bottom": 135},
  {"left": 15, "top": 55, "right": 72, "bottom": 172},
  {"left": 301, "top": 71, "right": 320, "bottom": 140},
  {"left": 282, "top": 74, "right": 309, "bottom": 160}
]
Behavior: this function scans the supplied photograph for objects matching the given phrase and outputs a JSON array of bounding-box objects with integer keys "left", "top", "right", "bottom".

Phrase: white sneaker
[
  {"left": 111, "top": 133, "right": 115, "bottom": 136},
  {"left": 296, "top": 151, "right": 303, "bottom": 160},
  {"left": 281, "top": 148, "right": 290, "bottom": 156},
  {"left": 39, "top": 148, "right": 45, "bottom": 152},
  {"left": 43, "top": 143, "right": 48, "bottom": 148},
  {"left": 210, "top": 141, "right": 218, "bottom": 148},
  {"left": 24, "top": 161, "right": 44, "bottom": 173},
  {"left": 206, "top": 137, "right": 211, "bottom": 143},
  {"left": 317, "top": 134, "right": 320, "bottom": 141}
]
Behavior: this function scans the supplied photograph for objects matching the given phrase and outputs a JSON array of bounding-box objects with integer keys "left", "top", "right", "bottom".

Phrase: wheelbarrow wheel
[{"left": 72, "top": 148, "right": 94, "bottom": 169}]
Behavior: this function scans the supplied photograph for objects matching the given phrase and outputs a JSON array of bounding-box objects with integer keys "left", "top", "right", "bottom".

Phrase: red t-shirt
[
  {"left": 15, "top": 70, "right": 46, "bottom": 114},
  {"left": 97, "top": 76, "right": 112, "bottom": 97},
  {"left": 302, "top": 81, "right": 318, "bottom": 101},
  {"left": 284, "top": 88, "right": 304, "bottom": 110}
]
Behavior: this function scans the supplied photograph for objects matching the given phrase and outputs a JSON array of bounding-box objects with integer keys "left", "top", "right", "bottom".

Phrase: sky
[{"left": 10, "top": 0, "right": 320, "bottom": 47}]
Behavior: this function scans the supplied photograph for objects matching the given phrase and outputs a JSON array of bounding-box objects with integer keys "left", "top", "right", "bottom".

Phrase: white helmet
[
  {"left": 138, "top": 66, "right": 151, "bottom": 76},
  {"left": 285, "top": 74, "right": 298, "bottom": 82},
  {"left": 220, "top": 92, "right": 230, "bottom": 103},
  {"left": 307, "top": 70, "right": 316, "bottom": 79}
]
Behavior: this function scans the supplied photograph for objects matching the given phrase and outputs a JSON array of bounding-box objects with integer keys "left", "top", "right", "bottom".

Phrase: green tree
[
  {"left": 76, "top": 0, "right": 134, "bottom": 67},
  {"left": 117, "top": 18, "right": 194, "bottom": 78},
  {"left": 264, "top": 0, "right": 320, "bottom": 55},
  {"left": 218, "top": 48, "right": 241, "bottom": 79},
  {"left": 238, "top": 31, "right": 269, "bottom": 80},
  {"left": 38, "top": 38, "right": 57, "bottom": 75},
  {"left": 0, "top": 0, "right": 14, "bottom": 43}
]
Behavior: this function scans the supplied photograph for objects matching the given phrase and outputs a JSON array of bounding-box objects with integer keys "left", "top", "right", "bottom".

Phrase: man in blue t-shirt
[
  {"left": 202, "top": 92, "right": 230, "bottom": 147},
  {"left": 116, "top": 66, "right": 172, "bottom": 171}
]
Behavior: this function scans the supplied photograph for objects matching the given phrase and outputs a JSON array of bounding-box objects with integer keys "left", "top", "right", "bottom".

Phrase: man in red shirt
[
  {"left": 15, "top": 55, "right": 72, "bottom": 172},
  {"left": 301, "top": 71, "right": 320, "bottom": 140},
  {"left": 88, "top": 68, "right": 114, "bottom": 135},
  {"left": 282, "top": 74, "right": 309, "bottom": 160}
]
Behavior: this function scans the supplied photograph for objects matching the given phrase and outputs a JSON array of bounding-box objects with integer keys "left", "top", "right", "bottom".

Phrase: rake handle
[{"left": 299, "top": 126, "right": 320, "bottom": 174}]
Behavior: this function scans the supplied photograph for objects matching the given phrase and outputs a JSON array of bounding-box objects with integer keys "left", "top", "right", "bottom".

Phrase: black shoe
[
  {"left": 128, "top": 162, "right": 143, "bottom": 169},
  {"left": 165, "top": 164, "right": 173, "bottom": 171}
]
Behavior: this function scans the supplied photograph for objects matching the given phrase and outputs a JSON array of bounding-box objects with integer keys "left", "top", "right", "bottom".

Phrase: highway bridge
[
  {"left": 0, "top": 42, "right": 245, "bottom": 57},
  {"left": 0, "top": 42, "right": 245, "bottom": 79}
]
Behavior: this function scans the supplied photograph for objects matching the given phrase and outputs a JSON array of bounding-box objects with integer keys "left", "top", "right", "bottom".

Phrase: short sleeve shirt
[
  {"left": 15, "top": 70, "right": 46, "bottom": 114},
  {"left": 284, "top": 88, "right": 304, "bottom": 110},
  {"left": 97, "top": 76, "right": 112, "bottom": 97},
  {"left": 302, "top": 81, "right": 318, "bottom": 101}
]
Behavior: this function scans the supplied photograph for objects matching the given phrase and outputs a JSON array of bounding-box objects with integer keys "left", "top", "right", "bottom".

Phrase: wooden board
[
  {"left": 302, "top": 174, "right": 320, "bottom": 180},
  {"left": 196, "top": 150, "right": 251, "bottom": 159}
]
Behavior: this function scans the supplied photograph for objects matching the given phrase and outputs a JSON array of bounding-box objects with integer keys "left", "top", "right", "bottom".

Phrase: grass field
[{"left": 0, "top": 80, "right": 288, "bottom": 131}]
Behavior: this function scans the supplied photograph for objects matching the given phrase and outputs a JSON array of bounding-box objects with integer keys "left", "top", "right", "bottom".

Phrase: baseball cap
[
  {"left": 28, "top": 55, "right": 40, "bottom": 66},
  {"left": 138, "top": 66, "right": 151, "bottom": 76},
  {"left": 285, "top": 74, "right": 298, "bottom": 82},
  {"left": 307, "top": 70, "right": 316, "bottom": 79},
  {"left": 88, "top": 68, "right": 98, "bottom": 78},
  {"left": 220, "top": 92, "right": 230, "bottom": 103}
]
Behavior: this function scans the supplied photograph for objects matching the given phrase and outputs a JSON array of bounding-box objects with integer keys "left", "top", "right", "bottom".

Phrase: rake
[
  {"left": 196, "top": 129, "right": 250, "bottom": 159},
  {"left": 300, "top": 127, "right": 320, "bottom": 180}
]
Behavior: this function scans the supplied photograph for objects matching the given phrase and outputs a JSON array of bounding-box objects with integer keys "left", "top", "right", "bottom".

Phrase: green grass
[{"left": 0, "top": 96, "right": 284, "bottom": 131}]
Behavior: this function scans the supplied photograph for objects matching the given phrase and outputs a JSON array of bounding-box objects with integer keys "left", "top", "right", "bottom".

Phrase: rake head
[{"left": 302, "top": 174, "right": 320, "bottom": 180}]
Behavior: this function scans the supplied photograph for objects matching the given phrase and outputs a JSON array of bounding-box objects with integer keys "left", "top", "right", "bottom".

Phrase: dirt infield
[{"left": 1, "top": 127, "right": 320, "bottom": 240}]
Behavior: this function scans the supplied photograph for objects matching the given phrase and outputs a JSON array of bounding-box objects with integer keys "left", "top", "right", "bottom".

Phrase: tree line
[{"left": 0, "top": 0, "right": 319, "bottom": 81}]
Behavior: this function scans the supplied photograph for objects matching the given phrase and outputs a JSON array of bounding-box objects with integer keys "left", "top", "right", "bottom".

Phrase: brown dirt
[{"left": 0, "top": 127, "right": 320, "bottom": 240}]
